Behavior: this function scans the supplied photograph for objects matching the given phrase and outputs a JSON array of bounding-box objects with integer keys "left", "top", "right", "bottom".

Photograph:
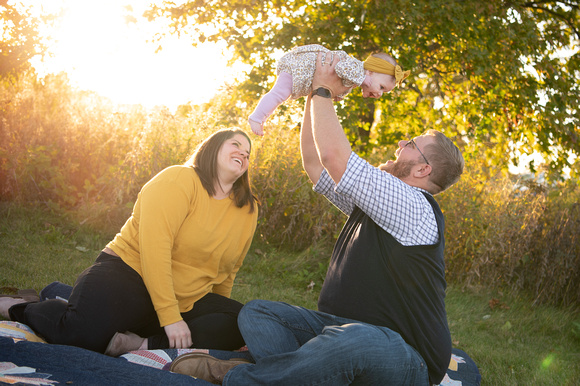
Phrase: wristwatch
[{"left": 311, "top": 87, "right": 332, "bottom": 98}]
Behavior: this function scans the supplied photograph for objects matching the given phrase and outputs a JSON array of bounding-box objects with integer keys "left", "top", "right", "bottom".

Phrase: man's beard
[{"left": 382, "top": 159, "right": 416, "bottom": 179}]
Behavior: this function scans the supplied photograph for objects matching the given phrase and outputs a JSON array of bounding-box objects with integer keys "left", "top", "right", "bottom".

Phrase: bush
[
  {"left": 440, "top": 168, "right": 580, "bottom": 307},
  {"left": 526, "top": 181, "right": 580, "bottom": 306},
  {"left": 1, "top": 73, "right": 212, "bottom": 228},
  {"left": 249, "top": 126, "right": 344, "bottom": 250}
]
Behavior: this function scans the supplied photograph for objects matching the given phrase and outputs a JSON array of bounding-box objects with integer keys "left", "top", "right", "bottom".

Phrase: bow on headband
[{"left": 363, "top": 56, "right": 410, "bottom": 87}]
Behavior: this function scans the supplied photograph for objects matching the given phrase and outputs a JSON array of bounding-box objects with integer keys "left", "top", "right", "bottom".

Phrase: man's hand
[{"left": 312, "top": 52, "right": 351, "bottom": 98}]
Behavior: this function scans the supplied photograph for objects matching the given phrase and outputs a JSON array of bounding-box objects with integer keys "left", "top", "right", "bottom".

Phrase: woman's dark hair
[{"left": 186, "top": 128, "right": 257, "bottom": 213}]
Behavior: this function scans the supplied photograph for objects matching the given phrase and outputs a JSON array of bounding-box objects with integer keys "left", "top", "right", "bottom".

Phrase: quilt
[
  {"left": 0, "top": 321, "right": 480, "bottom": 386},
  {"left": 0, "top": 282, "right": 481, "bottom": 385}
]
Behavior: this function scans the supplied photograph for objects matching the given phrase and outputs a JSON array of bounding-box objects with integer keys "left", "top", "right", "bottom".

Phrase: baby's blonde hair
[{"left": 363, "top": 52, "right": 410, "bottom": 87}]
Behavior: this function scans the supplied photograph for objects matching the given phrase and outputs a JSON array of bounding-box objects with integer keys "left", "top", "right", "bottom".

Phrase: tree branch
[{"left": 521, "top": 1, "right": 580, "bottom": 40}]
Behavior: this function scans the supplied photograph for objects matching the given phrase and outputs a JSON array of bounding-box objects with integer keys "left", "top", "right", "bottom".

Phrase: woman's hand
[{"left": 164, "top": 320, "right": 193, "bottom": 349}]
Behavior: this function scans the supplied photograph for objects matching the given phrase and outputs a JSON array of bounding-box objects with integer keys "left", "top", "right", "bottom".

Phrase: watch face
[{"left": 314, "top": 87, "right": 332, "bottom": 98}]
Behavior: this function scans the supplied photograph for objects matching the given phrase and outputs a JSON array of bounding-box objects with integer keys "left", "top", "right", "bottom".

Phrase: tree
[
  {"left": 144, "top": 0, "right": 580, "bottom": 178},
  {"left": 0, "top": 1, "right": 45, "bottom": 79}
]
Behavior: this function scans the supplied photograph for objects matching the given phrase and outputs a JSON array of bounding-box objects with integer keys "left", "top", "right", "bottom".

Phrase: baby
[{"left": 248, "top": 44, "right": 410, "bottom": 136}]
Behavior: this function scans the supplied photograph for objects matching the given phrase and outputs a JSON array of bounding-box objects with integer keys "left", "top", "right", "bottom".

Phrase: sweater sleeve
[{"left": 138, "top": 168, "right": 194, "bottom": 326}]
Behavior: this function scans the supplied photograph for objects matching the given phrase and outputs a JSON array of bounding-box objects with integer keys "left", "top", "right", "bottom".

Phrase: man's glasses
[{"left": 406, "top": 138, "right": 430, "bottom": 165}]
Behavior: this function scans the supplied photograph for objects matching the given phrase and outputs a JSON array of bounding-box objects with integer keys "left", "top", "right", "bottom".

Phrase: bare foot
[
  {"left": 248, "top": 119, "right": 264, "bottom": 136},
  {"left": 0, "top": 297, "right": 26, "bottom": 319}
]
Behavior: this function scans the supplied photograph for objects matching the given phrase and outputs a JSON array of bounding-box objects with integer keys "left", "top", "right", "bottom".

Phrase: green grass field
[{"left": 1, "top": 202, "right": 579, "bottom": 385}]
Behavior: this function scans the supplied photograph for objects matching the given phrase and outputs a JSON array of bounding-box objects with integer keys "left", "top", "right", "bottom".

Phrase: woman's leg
[
  {"left": 9, "top": 252, "right": 159, "bottom": 353},
  {"left": 146, "top": 292, "right": 245, "bottom": 351}
]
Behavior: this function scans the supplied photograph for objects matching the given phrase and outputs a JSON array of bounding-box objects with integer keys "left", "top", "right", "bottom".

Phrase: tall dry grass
[
  {"left": 1, "top": 72, "right": 578, "bottom": 308},
  {"left": 439, "top": 170, "right": 580, "bottom": 307}
]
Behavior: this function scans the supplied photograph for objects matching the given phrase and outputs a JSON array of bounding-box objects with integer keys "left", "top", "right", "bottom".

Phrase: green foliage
[
  {"left": 0, "top": 72, "right": 209, "bottom": 229},
  {"left": 145, "top": 0, "right": 580, "bottom": 179}
]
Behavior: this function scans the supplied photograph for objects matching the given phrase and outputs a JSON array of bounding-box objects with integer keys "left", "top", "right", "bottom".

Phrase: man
[{"left": 171, "top": 53, "right": 464, "bottom": 385}]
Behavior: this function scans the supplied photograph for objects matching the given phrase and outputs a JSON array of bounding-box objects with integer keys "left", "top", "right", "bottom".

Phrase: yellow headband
[{"left": 363, "top": 55, "right": 410, "bottom": 87}]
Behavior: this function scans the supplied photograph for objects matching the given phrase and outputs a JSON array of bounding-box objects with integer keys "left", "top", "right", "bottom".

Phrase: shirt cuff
[{"left": 313, "top": 169, "right": 335, "bottom": 195}]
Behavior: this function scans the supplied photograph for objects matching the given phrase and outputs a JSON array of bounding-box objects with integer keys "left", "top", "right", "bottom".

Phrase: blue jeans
[{"left": 225, "top": 300, "right": 429, "bottom": 385}]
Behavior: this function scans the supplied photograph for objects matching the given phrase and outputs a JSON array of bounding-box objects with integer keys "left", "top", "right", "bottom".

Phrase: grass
[
  {"left": 1, "top": 202, "right": 579, "bottom": 385},
  {"left": 445, "top": 287, "right": 580, "bottom": 385},
  {"left": 0, "top": 203, "right": 111, "bottom": 289}
]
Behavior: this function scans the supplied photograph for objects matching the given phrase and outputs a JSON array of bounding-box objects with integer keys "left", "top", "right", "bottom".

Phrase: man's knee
[
  {"left": 238, "top": 300, "right": 300, "bottom": 333},
  {"left": 323, "top": 323, "right": 397, "bottom": 348},
  {"left": 239, "top": 299, "right": 271, "bottom": 322},
  {"left": 238, "top": 299, "right": 278, "bottom": 333},
  {"left": 240, "top": 299, "right": 296, "bottom": 319}
]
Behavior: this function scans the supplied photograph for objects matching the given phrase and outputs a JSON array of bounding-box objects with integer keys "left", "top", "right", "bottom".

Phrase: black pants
[{"left": 10, "top": 252, "right": 245, "bottom": 353}]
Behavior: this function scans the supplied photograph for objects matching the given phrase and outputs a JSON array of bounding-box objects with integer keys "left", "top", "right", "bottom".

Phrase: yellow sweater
[{"left": 107, "top": 165, "right": 258, "bottom": 327}]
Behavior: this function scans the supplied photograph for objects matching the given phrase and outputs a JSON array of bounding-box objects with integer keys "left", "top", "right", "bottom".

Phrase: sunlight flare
[{"left": 26, "top": 0, "right": 240, "bottom": 110}]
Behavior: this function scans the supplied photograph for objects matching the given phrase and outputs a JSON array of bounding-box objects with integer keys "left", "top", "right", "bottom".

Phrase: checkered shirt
[{"left": 313, "top": 152, "right": 439, "bottom": 246}]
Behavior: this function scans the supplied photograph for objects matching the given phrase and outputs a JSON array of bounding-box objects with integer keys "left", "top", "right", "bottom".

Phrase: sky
[{"left": 24, "top": 0, "right": 245, "bottom": 110}]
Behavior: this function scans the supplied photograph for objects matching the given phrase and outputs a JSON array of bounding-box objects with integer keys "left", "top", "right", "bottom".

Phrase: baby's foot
[{"left": 249, "top": 119, "right": 264, "bottom": 136}]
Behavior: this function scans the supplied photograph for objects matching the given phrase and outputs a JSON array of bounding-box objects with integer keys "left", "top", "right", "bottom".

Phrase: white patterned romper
[{"left": 276, "top": 44, "right": 367, "bottom": 99}]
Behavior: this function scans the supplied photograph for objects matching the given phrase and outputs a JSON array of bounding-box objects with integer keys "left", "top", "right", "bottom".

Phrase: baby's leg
[{"left": 249, "top": 72, "right": 293, "bottom": 135}]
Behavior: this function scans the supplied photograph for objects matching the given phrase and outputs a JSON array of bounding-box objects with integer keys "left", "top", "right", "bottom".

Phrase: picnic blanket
[
  {"left": 0, "top": 321, "right": 481, "bottom": 386},
  {"left": 1, "top": 282, "right": 481, "bottom": 385},
  {"left": 0, "top": 335, "right": 209, "bottom": 385}
]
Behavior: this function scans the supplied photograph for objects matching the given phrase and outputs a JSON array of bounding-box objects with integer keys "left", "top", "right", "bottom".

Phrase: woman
[{"left": 1, "top": 128, "right": 258, "bottom": 356}]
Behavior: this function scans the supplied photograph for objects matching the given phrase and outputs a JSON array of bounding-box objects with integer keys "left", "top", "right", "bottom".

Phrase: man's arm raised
[{"left": 310, "top": 52, "right": 353, "bottom": 184}]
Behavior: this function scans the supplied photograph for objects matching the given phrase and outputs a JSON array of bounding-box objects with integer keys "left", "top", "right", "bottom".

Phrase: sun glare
[{"left": 25, "top": 0, "right": 241, "bottom": 110}]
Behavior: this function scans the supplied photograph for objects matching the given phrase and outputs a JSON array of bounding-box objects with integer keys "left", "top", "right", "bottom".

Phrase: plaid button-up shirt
[{"left": 314, "top": 152, "right": 439, "bottom": 246}]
